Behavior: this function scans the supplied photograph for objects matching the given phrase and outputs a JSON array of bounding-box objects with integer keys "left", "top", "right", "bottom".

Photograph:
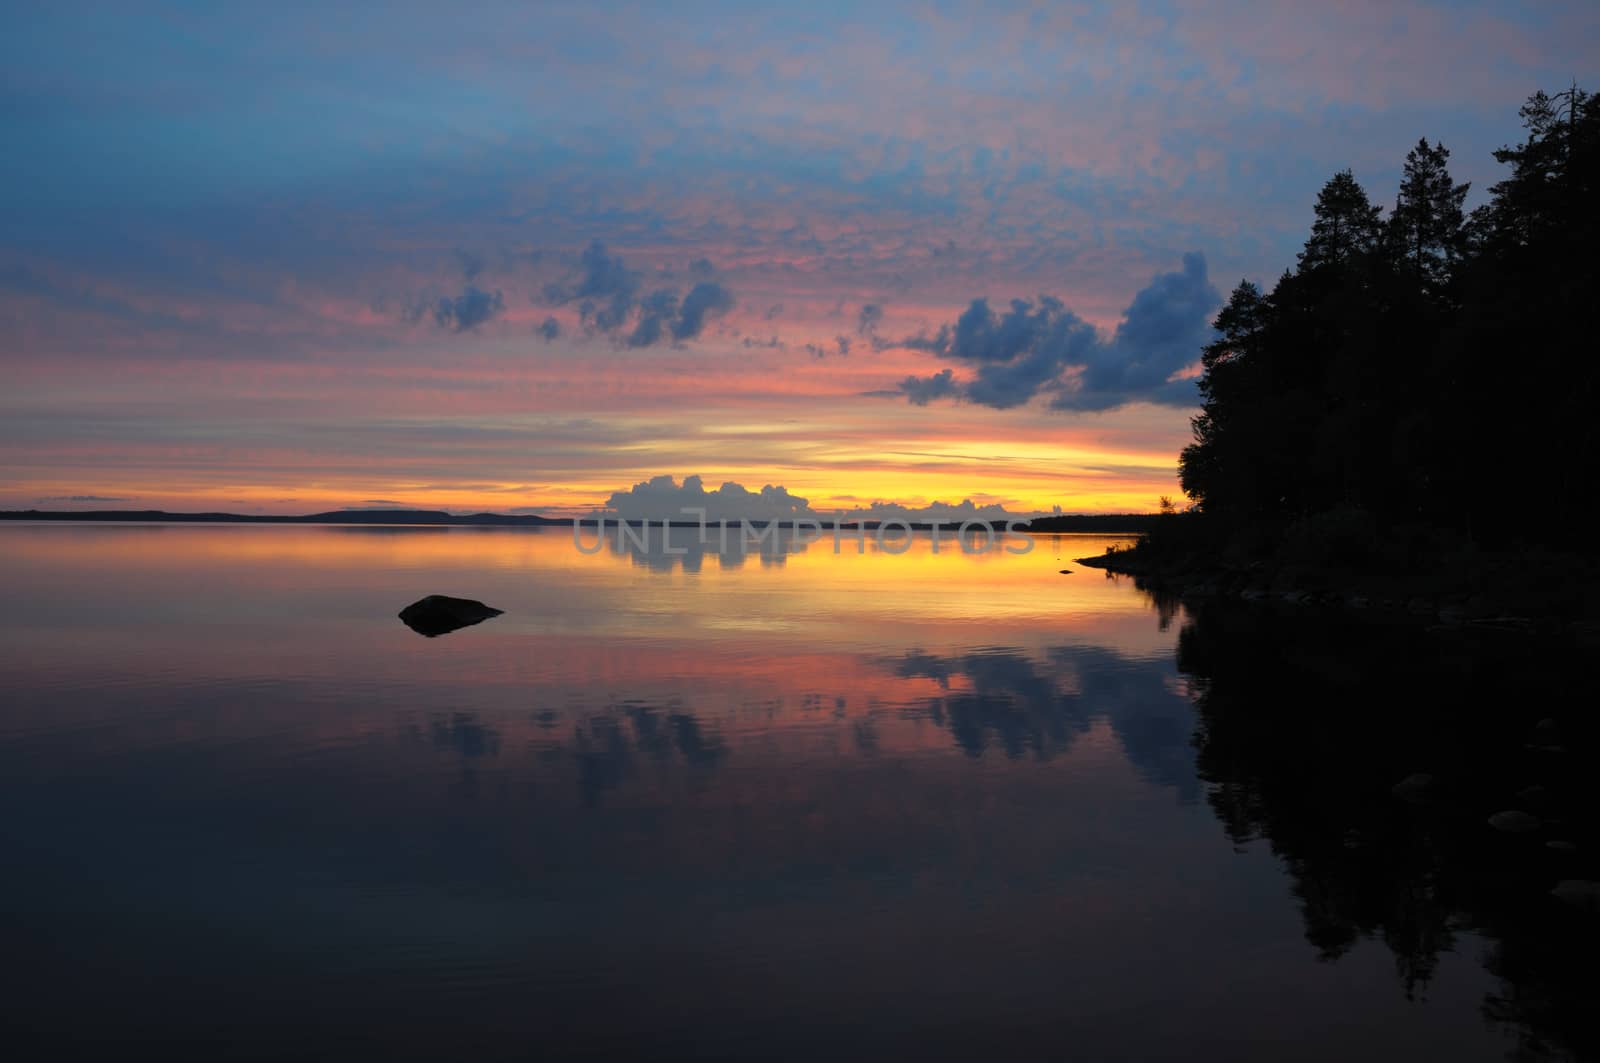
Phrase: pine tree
[
  {"left": 1297, "top": 170, "right": 1383, "bottom": 273},
  {"left": 1484, "top": 85, "right": 1594, "bottom": 248},
  {"left": 1388, "top": 139, "right": 1470, "bottom": 292},
  {"left": 1180, "top": 281, "right": 1269, "bottom": 510},
  {"left": 1174, "top": 88, "right": 1594, "bottom": 544}
]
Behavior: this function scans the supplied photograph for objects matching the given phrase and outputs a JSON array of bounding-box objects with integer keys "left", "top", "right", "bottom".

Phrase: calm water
[{"left": 1, "top": 524, "right": 1593, "bottom": 1060}]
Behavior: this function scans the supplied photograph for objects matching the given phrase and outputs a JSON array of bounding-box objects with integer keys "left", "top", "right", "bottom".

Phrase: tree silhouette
[
  {"left": 1298, "top": 169, "right": 1384, "bottom": 274},
  {"left": 1177, "top": 86, "right": 1597, "bottom": 549},
  {"left": 1388, "top": 139, "right": 1470, "bottom": 293},
  {"left": 1180, "top": 280, "right": 1269, "bottom": 512}
]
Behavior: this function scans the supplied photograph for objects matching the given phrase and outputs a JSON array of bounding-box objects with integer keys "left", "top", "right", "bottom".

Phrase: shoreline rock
[
  {"left": 398, "top": 595, "right": 503, "bottom": 637},
  {"left": 1073, "top": 547, "right": 1595, "bottom": 636}
]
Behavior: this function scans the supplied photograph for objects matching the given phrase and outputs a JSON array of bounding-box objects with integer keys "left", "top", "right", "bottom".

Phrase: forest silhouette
[{"left": 1173, "top": 85, "right": 1595, "bottom": 554}]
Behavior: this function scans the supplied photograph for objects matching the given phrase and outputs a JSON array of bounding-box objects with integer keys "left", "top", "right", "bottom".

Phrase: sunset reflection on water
[{"left": 0, "top": 524, "right": 1514, "bottom": 1060}]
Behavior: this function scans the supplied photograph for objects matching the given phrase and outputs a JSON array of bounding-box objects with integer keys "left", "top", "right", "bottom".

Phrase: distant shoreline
[
  {"left": 0, "top": 508, "right": 566, "bottom": 527},
  {"left": 1073, "top": 521, "right": 1600, "bottom": 637},
  {"left": 0, "top": 508, "right": 1161, "bottom": 533}
]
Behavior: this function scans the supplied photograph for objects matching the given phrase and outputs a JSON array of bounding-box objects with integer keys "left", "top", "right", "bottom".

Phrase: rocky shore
[{"left": 1075, "top": 541, "right": 1600, "bottom": 643}]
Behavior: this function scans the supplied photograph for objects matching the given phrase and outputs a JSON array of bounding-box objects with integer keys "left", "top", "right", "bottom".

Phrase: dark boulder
[
  {"left": 398, "top": 595, "right": 503, "bottom": 637},
  {"left": 1391, "top": 773, "right": 1437, "bottom": 804},
  {"left": 1487, "top": 809, "right": 1543, "bottom": 834},
  {"left": 1550, "top": 880, "right": 1600, "bottom": 913}
]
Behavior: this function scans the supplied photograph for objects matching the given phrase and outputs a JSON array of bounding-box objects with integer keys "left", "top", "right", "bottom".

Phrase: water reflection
[
  {"left": 598, "top": 521, "right": 1029, "bottom": 573},
  {"left": 0, "top": 523, "right": 1589, "bottom": 1059},
  {"left": 422, "top": 711, "right": 501, "bottom": 758},
  {"left": 891, "top": 646, "right": 1200, "bottom": 800},
  {"left": 1172, "top": 601, "right": 1599, "bottom": 1061},
  {"left": 569, "top": 701, "right": 730, "bottom": 805},
  {"left": 602, "top": 522, "right": 812, "bottom": 571}
]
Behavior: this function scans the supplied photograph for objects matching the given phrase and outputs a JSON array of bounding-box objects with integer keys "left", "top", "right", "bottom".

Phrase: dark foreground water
[{"left": 1, "top": 524, "right": 1594, "bottom": 1060}]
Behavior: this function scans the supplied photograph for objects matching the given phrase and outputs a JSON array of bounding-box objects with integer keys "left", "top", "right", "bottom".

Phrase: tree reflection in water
[{"left": 1172, "top": 600, "right": 1599, "bottom": 1061}]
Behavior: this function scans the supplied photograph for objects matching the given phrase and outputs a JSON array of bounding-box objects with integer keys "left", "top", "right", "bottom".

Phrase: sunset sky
[{"left": 4, "top": 1, "right": 1595, "bottom": 517}]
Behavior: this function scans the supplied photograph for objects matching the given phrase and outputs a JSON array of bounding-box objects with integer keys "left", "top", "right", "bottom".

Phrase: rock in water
[
  {"left": 398, "top": 595, "right": 503, "bottom": 637},
  {"left": 1487, "top": 809, "right": 1543, "bottom": 834},
  {"left": 1391, "top": 773, "right": 1436, "bottom": 804},
  {"left": 1550, "top": 880, "right": 1600, "bottom": 913},
  {"left": 1515, "top": 784, "right": 1555, "bottom": 811},
  {"left": 1526, "top": 717, "right": 1566, "bottom": 752}
]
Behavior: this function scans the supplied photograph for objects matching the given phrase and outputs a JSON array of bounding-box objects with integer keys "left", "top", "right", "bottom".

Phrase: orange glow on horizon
[{"left": 3, "top": 330, "right": 1194, "bottom": 517}]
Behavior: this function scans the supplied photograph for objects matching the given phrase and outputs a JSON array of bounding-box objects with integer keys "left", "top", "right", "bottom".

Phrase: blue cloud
[
  {"left": 545, "top": 244, "right": 733, "bottom": 348},
  {"left": 546, "top": 240, "right": 640, "bottom": 333},
  {"left": 893, "top": 254, "right": 1220, "bottom": 411},
  {"left": 673, "top": 281, "right": 735, "bottom": 341},
  {"left": 628, "top": 289, "right": 679, "bottom": 348},
  {"left": 432, "top": 286, "right": 504, "bottom": 332},
  {"left": 857, "top": 303, "right": 884, "bottom": 336},
  {"left": 900, "top": 368, "right": 958, "bottom": 406}
]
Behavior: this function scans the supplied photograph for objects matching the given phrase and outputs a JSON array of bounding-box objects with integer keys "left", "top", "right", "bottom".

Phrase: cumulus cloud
[
  {"left": 544, "top": 239, "right": 639, "bottom": 332},
  {"left": 595, "top": 474, "right": 1044, "bottom": 523},
  {"left": 887, "top": 253, "right": 1220, "bottom": 411},
  {"left": 602, "top": 474, "right": 814, "bottom": 523},
  {"left": 849, "top": 497, "right": 1031, "bottom": 525},
  {"left": 1073, "top": 253, "right": 1220, "bottom": 409},
  {"left": 545, "top": 242, "right": 733, "bottom": 347},
  {"left": 804, "top": 335, "right": 852, "bottom": 358},
  {"left": 857, "top": 303, "right": 884, "bottom": 336},
  {"left": 432, "top": 286, "right": 505, "bottom": 332},
  {"left": 628, "top": 289, "right": 679, "bottom": 348},
  {"left": 537, "top": 316, "right": 561, "bottom": 341},
  {"left": 900, "top": 367, "right": 958, "bottom": 406},
  {"left": 884, "top": 329, "right": 949, "bottom": 354},
  {"left": 673, "top": 281, "right": 734, "bottom": 341}
]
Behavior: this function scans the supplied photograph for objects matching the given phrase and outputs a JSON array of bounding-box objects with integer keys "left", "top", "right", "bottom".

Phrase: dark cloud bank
[
  {"left": 891, "top": 253, "right": 1220, "bottom": 411},
  {"left": 431, "top": 286, "right": 505, "bottom": 332},
  {"left": 544, "top": 241, "right": 734, "bottom": 347},
  {"left": 409, "top": 242, "right": 733, "bottom": 344}
]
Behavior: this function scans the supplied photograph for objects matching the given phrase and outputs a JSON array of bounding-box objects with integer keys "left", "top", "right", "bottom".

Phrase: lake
[{"left": 1, "top": 523, "right": 1592, "bottom": 1060}]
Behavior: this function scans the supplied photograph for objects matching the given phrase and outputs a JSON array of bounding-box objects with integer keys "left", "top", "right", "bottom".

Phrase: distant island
[
  {"left": 0, "top": 508, "right": 568, "bottom": 526},
  {"left": 1, "top": 507, "right": 1162, "bottom": 532}
]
